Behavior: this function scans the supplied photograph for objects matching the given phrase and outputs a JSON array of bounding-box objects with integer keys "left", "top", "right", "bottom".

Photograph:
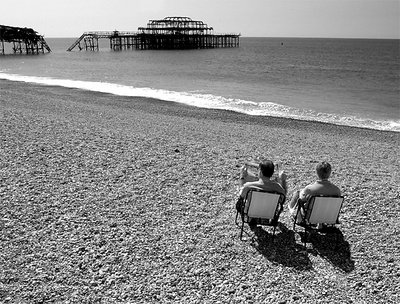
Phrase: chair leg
[
  {"left": 303, "top": 228, "right": 309, "bottom": 247},
  {"left": 272, "top": 225, "right": 277, "bottom": 242},
  {"left": 235, "top": 211, "right": 239, "bottom": 225},
  {"left": 292, "top": 206, "right": 300, "bottom": 231},
  {"left": 240, "top": 220, "right": 245, "bottom": 240}
]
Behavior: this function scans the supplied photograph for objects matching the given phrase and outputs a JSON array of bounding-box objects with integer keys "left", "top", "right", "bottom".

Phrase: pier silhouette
[
  {"left": 67, "top": 17, "right": 240, "bottom": 51},
  {"left": 0, "top": 25, "right": 51, "bottom": 55}
]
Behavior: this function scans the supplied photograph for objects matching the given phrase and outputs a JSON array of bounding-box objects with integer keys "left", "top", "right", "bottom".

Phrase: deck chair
[
  {"left": 235, "top": 189, "right": 285, "bottom": 240},
  {"left": 293, "top": 195, "right": 344, "bottom": 247}
]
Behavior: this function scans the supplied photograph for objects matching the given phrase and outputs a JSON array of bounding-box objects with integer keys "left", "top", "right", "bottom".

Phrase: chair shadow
[
  {"left": 307, "top": 228, "right": 355, "bottom": 273},
  {"left": 249, "top": 222, "right": 313, "bottom": 271}
]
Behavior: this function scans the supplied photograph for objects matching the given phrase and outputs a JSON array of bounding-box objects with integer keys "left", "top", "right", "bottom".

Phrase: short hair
[
  {"left": 316, "top": 161, "right": 332, "bottom": 180},
  {"left": 259, "top": 160, "right": 274, "bottom": 178}
]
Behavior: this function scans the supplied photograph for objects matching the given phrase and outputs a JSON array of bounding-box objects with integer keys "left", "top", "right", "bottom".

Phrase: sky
[{"left": 1, "top": 0, "right": 399, "bottom": 39}]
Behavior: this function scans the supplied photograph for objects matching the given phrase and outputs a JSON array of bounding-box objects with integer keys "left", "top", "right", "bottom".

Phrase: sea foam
[{"left": 1, "top": 72, "right": 398, "bottom": 132}]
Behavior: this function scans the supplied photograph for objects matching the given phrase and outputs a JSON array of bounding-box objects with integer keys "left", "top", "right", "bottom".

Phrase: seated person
[
  {"left": 236, "top": 159, "right": 287, "bottom": 220},
  {"left": 288, "top": 161, "right": 341, "bottom": 222}
]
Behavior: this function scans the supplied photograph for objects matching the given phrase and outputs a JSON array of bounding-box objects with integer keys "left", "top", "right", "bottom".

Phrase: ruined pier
[
  {"left": 0, "top": 25, "right": 51, "bottom": 55},
  {"left": 67, "top": 17, "right": 240, "bottom": 51}
]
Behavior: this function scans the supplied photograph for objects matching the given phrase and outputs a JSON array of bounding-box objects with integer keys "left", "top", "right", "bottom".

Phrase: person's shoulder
[
  {"left": 258, "top": 180, "right": 285, "bottom": 195},
  {"left": 243, "top": 181, "right": 261, "bottom": 189},
  {"left": 241, "top": 181, "right": 263, "bottom": 195},
  {"left": 302, "top": 183, "right": 314, "bottom": 193},
  {"left": 331, "top": 183, "right": 341, "bottom": 195},
  {"left": 302, "top": 180, "right": 317, "bottom": 189},
  {"left": 324, "top": 180, "right": 341, "bottom": 192},
  {"left": 318, "top": 181, "right": 341, "bottom": 196},
  {"left": 272, "top": 180, "right": 286, "bottom": 194}
]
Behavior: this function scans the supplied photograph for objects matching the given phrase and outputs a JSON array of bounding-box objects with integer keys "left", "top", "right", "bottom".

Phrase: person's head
[
  {"left": 259, "top": 159, "right": 274, "bottom": 178},
  {"left": 316, "top": 161, "right": 332, "bottom": 180}
]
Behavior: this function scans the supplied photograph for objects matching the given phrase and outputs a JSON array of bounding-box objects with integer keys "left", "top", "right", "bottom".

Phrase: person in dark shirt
[{"left": 236, "top": 159, "right": 287, "bottom": 225}]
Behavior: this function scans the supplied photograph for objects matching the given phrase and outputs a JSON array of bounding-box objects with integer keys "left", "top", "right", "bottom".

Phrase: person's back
[
  {"left": 242, "top": 179, "right": 285, "bottom": 197},
  {"left": 300, "top": 179, "right": 341, "bottom": 201},
  {"left": 289, "top": 161, "right": 341, "bottom": 215},
  {"left": 236, "top": 159, "right": 287, "bottom": 220},
  {"left": 239, "top": 159, "right": 286, "bottom": 200}
]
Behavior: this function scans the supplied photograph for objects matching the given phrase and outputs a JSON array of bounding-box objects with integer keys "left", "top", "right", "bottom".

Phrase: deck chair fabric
[
  {"left": 236, "top": 189, "right": 285, "bottom": 240},
  {"left": 307, "top": 196, "right": 344, "bottom": 225},
  {"left": 246, "top": 191, "right": 282, "bottom": 219},
  {"left": 293, "top": 195, "right": 344, "bottom": 247}
]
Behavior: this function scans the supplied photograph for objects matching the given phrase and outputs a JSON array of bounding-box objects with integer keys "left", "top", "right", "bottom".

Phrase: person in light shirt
[{"left": 288, "top": 161, "right": 341, "bottom": 219}]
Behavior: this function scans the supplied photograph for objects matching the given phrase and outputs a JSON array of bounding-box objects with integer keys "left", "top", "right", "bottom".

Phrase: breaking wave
[{"left": 1, "top": 72, "right": 399, "bottom": 132}]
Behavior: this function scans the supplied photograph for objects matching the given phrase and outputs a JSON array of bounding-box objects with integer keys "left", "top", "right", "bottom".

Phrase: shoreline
[
  {"left": 1, "top": 79, "right": 399, "bottom": 302},
  {"left": 0, "top": 76, "right": 398, "bottom": 133}
]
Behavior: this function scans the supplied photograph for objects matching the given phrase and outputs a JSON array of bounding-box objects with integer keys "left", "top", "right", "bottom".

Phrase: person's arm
[
  {"left": 239, "top": 184, "right": 250, "bottom": 199},
  {"left": 277, "top": 171, "right": 288, "bottom": 194},
  {"left": 299, "top": 187, "right": 310, "bottom": 202},
  {"left": 239, "top": 165, "right": 257, "bottom": 187},
  {"left": 298, "top": 187, "right": 313, "bottom": 211}
]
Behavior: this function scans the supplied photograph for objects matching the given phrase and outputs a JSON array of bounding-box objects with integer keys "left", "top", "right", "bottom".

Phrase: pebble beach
[{"left": 1, "top": 79, "right": 399, "bottom": 303}]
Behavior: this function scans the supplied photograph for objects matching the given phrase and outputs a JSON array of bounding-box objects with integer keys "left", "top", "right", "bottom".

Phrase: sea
[{"left": 1, "top": 37, "right": 399, "bottom": 132}]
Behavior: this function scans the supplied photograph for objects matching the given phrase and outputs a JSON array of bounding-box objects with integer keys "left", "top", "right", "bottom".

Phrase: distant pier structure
[
  {"left": 67, "top": 17, "right": 240, "bottom": 51},
  {"left": 0, "top": 25, "right": 51, "bottom": 55}
]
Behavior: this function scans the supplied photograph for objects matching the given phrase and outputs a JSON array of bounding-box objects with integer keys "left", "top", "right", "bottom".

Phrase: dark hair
[
  {"left": 259, "top": 160, "right": 274, "bottom": 178},
  {"left": 316, "top": 161, "right": 332, "bottom": 180}
]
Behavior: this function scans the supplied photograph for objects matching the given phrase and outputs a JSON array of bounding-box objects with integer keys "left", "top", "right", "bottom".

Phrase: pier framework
[
  {"left": 0, "top": 25, "right": 51, "bottom": 55},
  {"left": 67, "top": 17, "right": 240, "bottom": 51}
]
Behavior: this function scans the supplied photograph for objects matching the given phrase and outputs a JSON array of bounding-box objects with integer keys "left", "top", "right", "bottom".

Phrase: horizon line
[{"left": 44, "top": 35, "right": 400, "bottom": 40}]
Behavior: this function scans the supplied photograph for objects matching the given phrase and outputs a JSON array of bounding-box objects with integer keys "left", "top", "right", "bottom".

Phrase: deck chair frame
[
  {"left": 293, "top": 195, "right": 344, "bottom": 247},
  {"left": 235, "top": 189, "right": 285, "bottom": 240}
]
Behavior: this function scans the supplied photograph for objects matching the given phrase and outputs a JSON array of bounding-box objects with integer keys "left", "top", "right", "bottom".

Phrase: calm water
[{"left": 1, "top": 37, "right": 399, "bottom": 131}]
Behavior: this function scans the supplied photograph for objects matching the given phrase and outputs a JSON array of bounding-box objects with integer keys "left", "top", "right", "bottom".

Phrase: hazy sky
[{"left": 2, "top": 0, "right": 399, "bottom": 38}]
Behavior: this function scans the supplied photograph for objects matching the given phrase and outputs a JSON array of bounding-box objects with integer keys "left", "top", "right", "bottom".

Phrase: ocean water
[{"left": 1, "top": 37, "right": 399, "bottom": 132}]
